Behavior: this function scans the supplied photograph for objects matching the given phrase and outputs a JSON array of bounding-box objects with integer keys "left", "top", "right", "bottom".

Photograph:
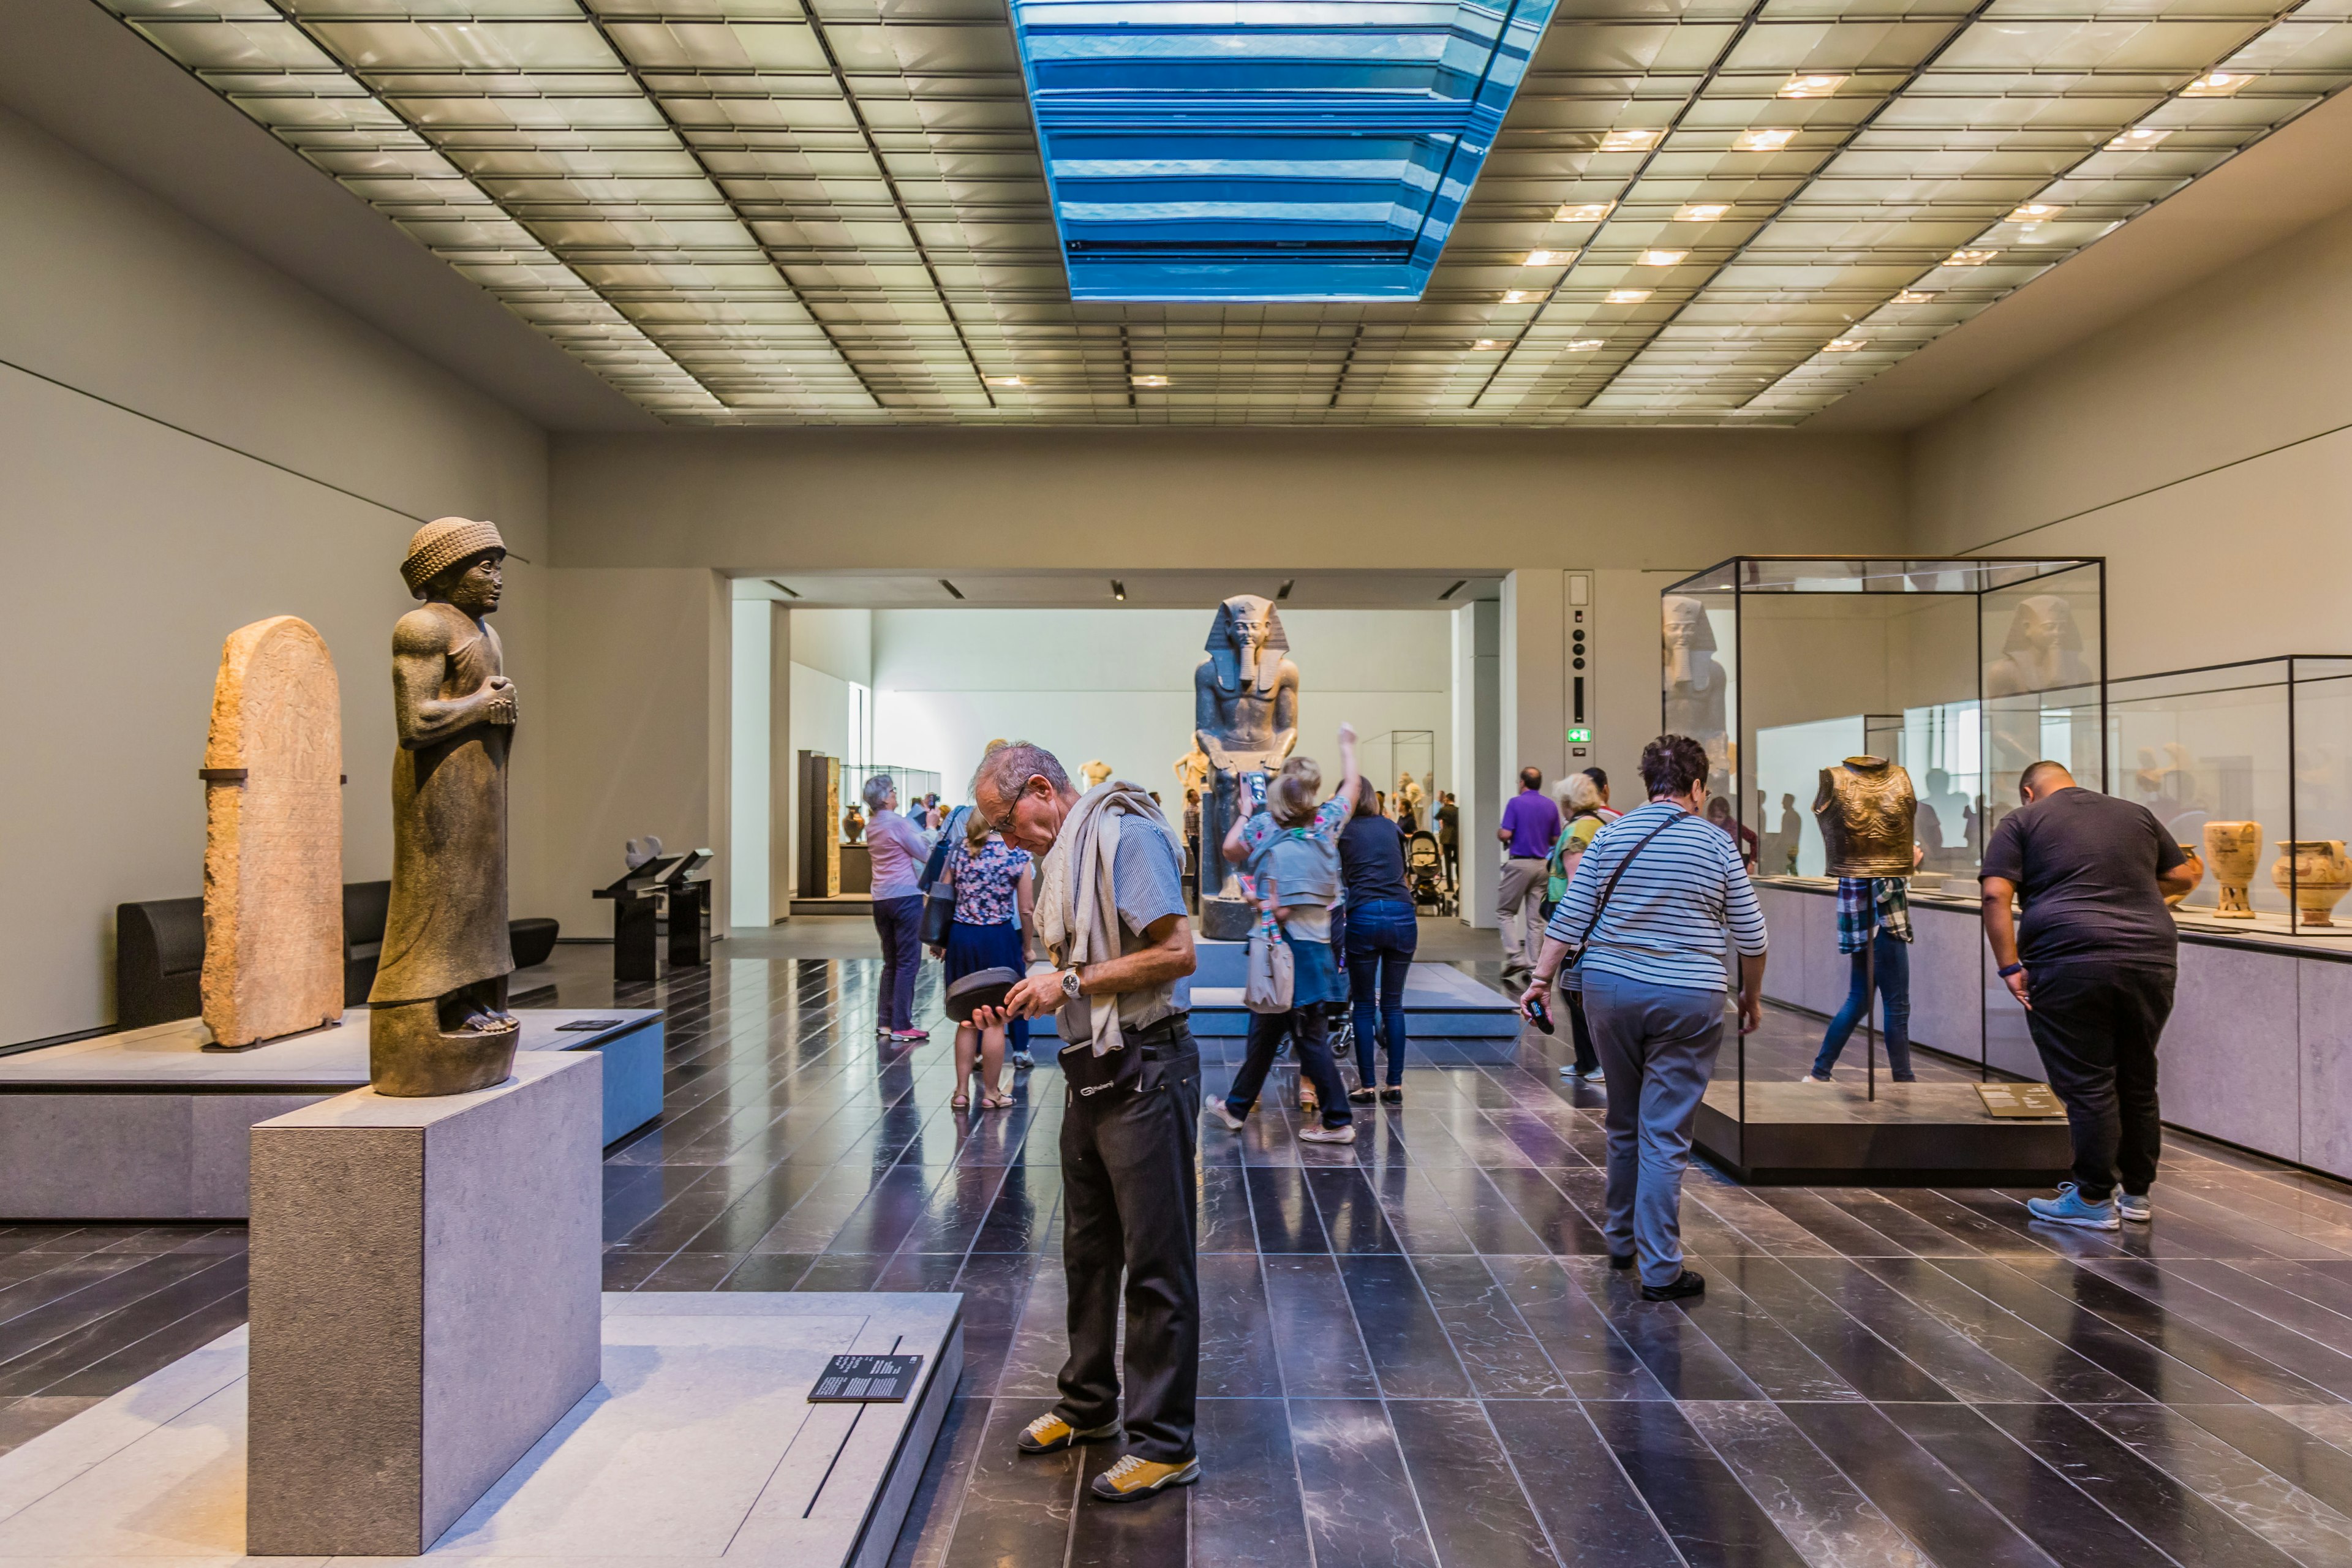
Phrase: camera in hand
[
  {"left": 1245, "top": 770, "right": 1268, "bottom": 804},
  {"left": 1523, "top": 993, "right": 1554, "bottom": 1035}
]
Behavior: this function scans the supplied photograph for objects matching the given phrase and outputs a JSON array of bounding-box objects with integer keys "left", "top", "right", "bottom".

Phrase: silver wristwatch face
[{"left": 1061, "top": 968, "right": 1082, "bottom": 1000}]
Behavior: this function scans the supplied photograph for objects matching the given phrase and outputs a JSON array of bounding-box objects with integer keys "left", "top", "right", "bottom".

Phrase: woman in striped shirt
[{"left": 1520, "top": 734, "right": 1767, "bottom": 1303}]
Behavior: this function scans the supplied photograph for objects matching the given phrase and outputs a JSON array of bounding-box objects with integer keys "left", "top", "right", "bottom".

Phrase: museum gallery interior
[{"left": 10, "top": 0, "right": 2352, "bottom": 1559}]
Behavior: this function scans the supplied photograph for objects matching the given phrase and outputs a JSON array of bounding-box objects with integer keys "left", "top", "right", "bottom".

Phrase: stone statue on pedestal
[
  {"left": 368, "top": 518, "right": 520, "bottom": 1097},
  {"left": 1194, "top": 595, "right": 1298, "bottom": 902}
]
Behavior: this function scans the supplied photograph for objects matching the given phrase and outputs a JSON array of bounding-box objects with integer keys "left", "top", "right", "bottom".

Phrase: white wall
[
  {"left": 1910, "top": 199, "right": 2352, "bottom": 679},
  {"left": 869, "top": 608, "right": 1457, "bottom": 816},
  {"left": 729, "top": 600, "right": 771, "bottom": 926},
  {"left": 1, "top": 105, "right": 549, "bottom": 1044}
]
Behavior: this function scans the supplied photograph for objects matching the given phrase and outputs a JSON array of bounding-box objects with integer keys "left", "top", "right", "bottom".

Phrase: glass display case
[
  {"left": 1659, "top": 559, "right": 2104, "bottom": 1183},
  {"left": 1664, "top": 557, "right": 2108, "bottom": 884},
  {"left": 2105, "top": 657, "right": 2352, "bottom": 937}
]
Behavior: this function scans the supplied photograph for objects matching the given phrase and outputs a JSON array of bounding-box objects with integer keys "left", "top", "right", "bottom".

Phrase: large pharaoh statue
[
  {"left": 368, "top": 518, "right": 521, "bottom": 1096},
  {"left": 1662, "top": 595, "right": 1729, "bottom": 789},
  {"left": 1193, "top": 595, "right": 1299, "bottom": 900}
]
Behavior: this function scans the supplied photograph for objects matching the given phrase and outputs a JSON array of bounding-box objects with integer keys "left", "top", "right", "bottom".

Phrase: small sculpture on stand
[
  {"left": 1174, "top": 745, "right": 1211, "bottom": 799},
  {"left": 1080, "top": 759, "right": 1114, "bottom": 791},
  {"left": 368, "top": 518, "right": 521, "bottom": 1097},
  {"left": 2274, "top": 839, "right": 2352, "bottom": 927},
  {"left": 1193, "top": 595, "right": 1299, "bottom": 911},
  {"left": 2201, "top": 821, "right": 2261, "bottom": 918}
]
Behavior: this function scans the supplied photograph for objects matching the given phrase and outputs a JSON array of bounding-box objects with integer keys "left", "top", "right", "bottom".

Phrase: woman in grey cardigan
[{"left": 1519, "top": 734, "right": 1767, "bottom": 1302}]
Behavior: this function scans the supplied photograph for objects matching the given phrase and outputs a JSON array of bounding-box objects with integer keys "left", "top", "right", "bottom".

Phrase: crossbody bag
[{"left": 1560, "top": 811, "right": 1691, "bottom": 974}]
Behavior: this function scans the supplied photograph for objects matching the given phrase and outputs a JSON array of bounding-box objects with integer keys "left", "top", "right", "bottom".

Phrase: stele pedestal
[{"left": 246, "top": 1050, "right": 601, "bottom": 1556}]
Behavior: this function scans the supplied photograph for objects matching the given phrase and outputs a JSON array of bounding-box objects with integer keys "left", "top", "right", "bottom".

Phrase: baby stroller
[{"left": 1406, "top": 831, "right": 1451, "bottom": 914}]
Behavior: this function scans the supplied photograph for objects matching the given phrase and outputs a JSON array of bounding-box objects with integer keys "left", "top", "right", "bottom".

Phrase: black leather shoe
[
  {"left": 1641, "top": 1270, "right": 1705, "bottom": 1302},
  {"left": 1608, "top": 1252, "right": 1635, "bottom": 1270}
]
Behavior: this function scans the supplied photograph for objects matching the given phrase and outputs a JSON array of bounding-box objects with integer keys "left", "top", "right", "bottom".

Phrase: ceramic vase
[
  {"left": 2165, "top": 845, "right": 2204, "bottom": 910},
  {"left": 2201, "top": 821, "right": 2261, "bottom": 918},
  {"left": 2273, "top": 840, "right": 2352, "bottom": 929}
]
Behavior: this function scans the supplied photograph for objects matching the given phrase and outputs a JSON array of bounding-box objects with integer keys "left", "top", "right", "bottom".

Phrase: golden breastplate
[{"left": 1813, "top": 757, "right": 1916, "bottom": 878}]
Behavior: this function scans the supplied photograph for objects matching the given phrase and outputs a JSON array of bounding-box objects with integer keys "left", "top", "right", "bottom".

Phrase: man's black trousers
[
  {"left": 2023, "top": 962, "right": 2174, "bottom": 1202},
  {"left": 1054, "top": 1016, "right": 1201, "bottom": 1463}
]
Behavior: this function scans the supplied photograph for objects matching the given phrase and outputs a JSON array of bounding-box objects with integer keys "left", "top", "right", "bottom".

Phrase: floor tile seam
[
  {"left": 2069, "top": 1397, "right": 2352, "bottom": 1546},
  {"left": 1689, "top": 1229, "right": 1984, "bottom": 1399},
  {"left": 1680, "top": 1245, "right": 1954, "bottom": 1406},
  {"left": 1675, "top": 1393, "right": 1941, "bottom": 1568},
  {"left": 2188, "top": 1256, "right": 2352, "bottom": 1333},
  {"left": 2076, "top": 1254, "right": 2352, "bottom": 1376},
  {"left": 2157, "top": 1178, "right": 2352, "bottom": 1248},
  {"left": 25, "top": 1280, "right": 252, "bottom": 1400},
  {"left": 1790, "top": 1398, "right": 2087, "bottom": 1568},
  {"left": 2036, "top": 1398, "right": 2324, "bottom": 1568},
  {"left": 1918, "top": 1254, "right": 2272, "bottom": 1407},
  {"left": 1751, "top": 1187, "right": 1920, "bottom": 1260},
  {"left": 1980, "top": 1253, "right": 2342, "bottom": 1404},
  {"left": 2138, "top": 1185, "right": 2352, "bottom": 1262},
  {"left": 0, "top": 1252, "right": 228, "bottom": 1348},
  {"left": 1664, "top": 1251, "right": 1872, "bottom": 1404},
  {"left": 0, "top": 1254, "right": 249, "bottom": 1393}
]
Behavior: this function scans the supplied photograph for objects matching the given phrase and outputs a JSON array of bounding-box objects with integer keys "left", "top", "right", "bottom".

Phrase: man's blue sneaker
[
  {"left": 2116, "top": 1191, "right": 2152, "bottom": 1223},
  {"left": 2027, "top": 1182, "right": 2119, "bottom": 1231}
]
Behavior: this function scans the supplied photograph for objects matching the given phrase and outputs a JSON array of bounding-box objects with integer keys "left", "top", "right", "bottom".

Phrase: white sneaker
[
  {"left": 1801, "top": 1074, "right": 1833, "bottom": 1085},
  {"left": 2117, "top": 1191, "right": 2153, "bottom": 1223},
  {"left": 1209, "top": 1102, "right": 1246, "bottom": 1133},
  {"left": 1298, "top": 1123, "right": 1357, "bottom": 1145}
]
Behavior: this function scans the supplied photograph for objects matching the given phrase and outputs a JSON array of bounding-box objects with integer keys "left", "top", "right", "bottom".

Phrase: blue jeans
[
  {"left": 1812, "top": 931, "right": 1914, "bottom": 1080},
  {"left": 1584, "top": 970, "right": 1724, "bottom": 1289},
  {"left": 1343, "top": 899, "right": 1416, "bottom": 1087},
  {"left": 872, "top": 894, "right": 922, "bottom": 1031}
]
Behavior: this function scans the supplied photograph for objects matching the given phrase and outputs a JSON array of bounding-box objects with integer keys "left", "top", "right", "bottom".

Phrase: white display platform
[
  {"left": 0, "top": 1292, "right": 962, "bottom": 1568},
  {"left": 1186, "top": 938, "right": 1521, "bottom": 1053},
  {"left": 0, "top": 1009, "right": 664, "bottom": 1219}
]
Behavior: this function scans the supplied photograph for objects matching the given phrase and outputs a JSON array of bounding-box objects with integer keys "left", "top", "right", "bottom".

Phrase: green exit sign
[{"left": 1566, "top": 727, "right": 1591, "bottom": 744}]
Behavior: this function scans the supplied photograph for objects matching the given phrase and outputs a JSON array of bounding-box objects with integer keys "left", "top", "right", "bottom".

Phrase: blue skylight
[{"left": 1008, "top": 0, "right": 1561, "bottom": 301}]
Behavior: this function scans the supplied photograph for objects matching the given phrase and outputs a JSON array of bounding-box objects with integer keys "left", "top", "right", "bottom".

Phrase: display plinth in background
[
  {"left": 1693, "top": 1079, "right": 2071, "bottom": 1185},
  {"left": 246, "top": 1050, "right": 601, "bottom": 1557}
]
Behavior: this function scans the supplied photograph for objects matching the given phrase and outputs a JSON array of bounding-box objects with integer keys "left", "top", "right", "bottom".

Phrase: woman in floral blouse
[{"left": 932, "top": 809, "right": 1035, "bottom": 1109}]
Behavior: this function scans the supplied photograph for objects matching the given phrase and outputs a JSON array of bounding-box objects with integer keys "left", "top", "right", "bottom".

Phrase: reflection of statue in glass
[
  {"left": 1395, "top": 771, "right": 1427, "bottom": 824},
  {"left": 1174, "top": 746, "right": 1210, "bottom": 798},
  {"left": 1193, "top": 595, "right": 1299, "bottom": 900},
  {"left": 1917, "top": 767, "right": 1973, "bottom": 870},
  {"left": 1985, "top": 595, "right": 2095, "bottom": 811},
  {"left": 1777, "top": 792, "right": 1802, "bottom": 875},
  {"left": 369, "top": 518, "right": 520, "bottom": 1097},
  {"left": 1662, "top": 595, "right": 1728, "bottom": 785}
]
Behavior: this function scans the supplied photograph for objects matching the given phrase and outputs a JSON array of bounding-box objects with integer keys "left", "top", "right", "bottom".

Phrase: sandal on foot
[{"left": 951, "top": 1093, "right": 970, "bottom": 1110}]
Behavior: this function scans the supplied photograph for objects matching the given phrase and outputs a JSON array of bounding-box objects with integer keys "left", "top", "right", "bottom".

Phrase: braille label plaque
[
  {"left": 1975, "top": 1082, "right": 2065, "bottom": 1119},
  {"left": 810, "top": 1354, "right": 924, "bottom": 1403}
]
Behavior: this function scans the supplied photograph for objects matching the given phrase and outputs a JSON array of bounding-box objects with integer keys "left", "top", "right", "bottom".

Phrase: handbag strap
[{"left": 1564, "top": 810, "right": 1691, "bottom": 962}]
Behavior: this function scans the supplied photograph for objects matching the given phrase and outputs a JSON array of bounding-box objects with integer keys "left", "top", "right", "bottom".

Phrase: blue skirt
[
  {"left": 945, "top": 919, "right": 1025, "bottom": 982},
  {"left": 1289, "top": 936, "right": 1343, "bottom": 1008}
]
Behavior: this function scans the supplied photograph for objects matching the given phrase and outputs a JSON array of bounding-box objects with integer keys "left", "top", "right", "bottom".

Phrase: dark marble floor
[{"left": 9, "top": 939, "right": 2352, "bottom": 1568}]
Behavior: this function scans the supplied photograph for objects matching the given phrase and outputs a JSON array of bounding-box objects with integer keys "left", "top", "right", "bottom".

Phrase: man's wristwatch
[
  {"left": 1060, "top": 967, "right": 1084, "bottom": 1001},
  {"left": 1997, "top": 962, "right": 2026, "bottom": 978}
]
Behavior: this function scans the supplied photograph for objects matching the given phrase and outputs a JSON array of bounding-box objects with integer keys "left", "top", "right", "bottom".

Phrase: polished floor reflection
[{"left": 8, "top": 937, "right": 2352, "bottom": 1568}]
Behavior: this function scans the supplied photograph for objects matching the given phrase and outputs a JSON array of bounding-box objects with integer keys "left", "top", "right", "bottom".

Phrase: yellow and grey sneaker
[
  {"left": 1090, "top": 1453, "right": 1201, "bottom": 1502},
  {"left": 1017, "top": 1412, "right": 1120, "bottom": 1455}
]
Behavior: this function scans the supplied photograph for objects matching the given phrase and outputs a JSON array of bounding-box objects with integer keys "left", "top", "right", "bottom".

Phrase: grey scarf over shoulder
[{"left": 1034, "top": 780, "right": 1185, "bottom": 1056}]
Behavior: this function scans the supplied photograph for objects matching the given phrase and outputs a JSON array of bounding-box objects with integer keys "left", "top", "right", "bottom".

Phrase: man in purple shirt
[{"left": 1496, "top": 766, "right": 1562, "bottom": 989}]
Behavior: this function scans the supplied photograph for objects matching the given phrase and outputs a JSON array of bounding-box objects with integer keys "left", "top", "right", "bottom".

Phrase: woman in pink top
[{"left": 862, "top": 774, "right": 931, "bottom": 1041}]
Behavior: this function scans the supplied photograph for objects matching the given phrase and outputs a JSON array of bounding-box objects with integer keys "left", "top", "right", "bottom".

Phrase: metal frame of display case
[
  {"left": 2105, "top": 655, "right": 2352, "bottom": 939},
  {"left": 1657, "top": 556, "right": 2106, "bottom": 1182}
]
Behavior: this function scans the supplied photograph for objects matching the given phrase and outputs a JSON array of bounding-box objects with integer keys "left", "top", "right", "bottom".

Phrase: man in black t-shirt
[
  {"left": 1436, "top": 793, "right": 1460, "bottom": 889},
  {"left": 1981, "top": 760, "right": 2199, "bottom": 1230}
]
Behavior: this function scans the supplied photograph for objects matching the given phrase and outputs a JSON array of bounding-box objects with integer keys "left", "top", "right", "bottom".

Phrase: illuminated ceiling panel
[
  {"left": 98, "top": 0, "right": 2352, "bottom": 424},
  {"left": 1008, "top": 0, "right": 1559, "bottom": 300}
]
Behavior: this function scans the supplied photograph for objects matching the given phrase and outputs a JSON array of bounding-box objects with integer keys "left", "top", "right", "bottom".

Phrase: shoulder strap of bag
[{"left": 1566, "top": 811, "right": 1690, "bottom": 958}]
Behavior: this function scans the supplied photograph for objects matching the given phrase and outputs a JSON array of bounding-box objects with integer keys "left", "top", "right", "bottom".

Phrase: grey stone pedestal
[{"left": 246, "top": 1050, "right": 601, "bottom": 1556}]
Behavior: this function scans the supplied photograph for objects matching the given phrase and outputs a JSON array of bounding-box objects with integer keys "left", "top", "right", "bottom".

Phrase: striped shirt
[{"left": 1542, "top": 800, "right": 1768, "bottom": 994}]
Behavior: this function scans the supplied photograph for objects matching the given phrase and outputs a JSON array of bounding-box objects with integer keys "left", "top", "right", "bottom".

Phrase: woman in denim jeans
[{"left": 1339, "top": 777, "right": 1417, "bottom": 1104}]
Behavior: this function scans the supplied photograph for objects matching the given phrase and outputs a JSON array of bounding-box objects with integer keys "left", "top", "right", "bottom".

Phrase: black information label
[{"left": 810, "top": 1354, "right": 924, "bottom": 1403}]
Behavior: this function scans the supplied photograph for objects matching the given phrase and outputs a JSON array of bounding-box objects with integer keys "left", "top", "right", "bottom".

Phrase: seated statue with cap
[{"left": 368, "top": 516, "right": 521, "bottom": 1096}]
